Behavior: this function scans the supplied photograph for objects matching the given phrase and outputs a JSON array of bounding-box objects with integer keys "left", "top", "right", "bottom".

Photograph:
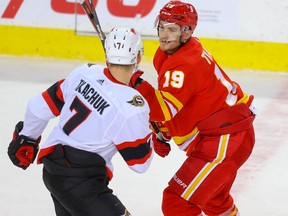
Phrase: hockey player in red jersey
[
  {"left": 7, "top": 27, "right": 160, "bottom": 216},
  {"left": 131, "top": 1, "right": 256, "bottom": 215}
]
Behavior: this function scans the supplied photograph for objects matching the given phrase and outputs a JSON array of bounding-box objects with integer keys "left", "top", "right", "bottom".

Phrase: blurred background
[
  {"left": 0, "top": 1, "right": 288, "bottom": 215},
  {"left": 0, "top": 0, "right": 287, "bottom": 71}
]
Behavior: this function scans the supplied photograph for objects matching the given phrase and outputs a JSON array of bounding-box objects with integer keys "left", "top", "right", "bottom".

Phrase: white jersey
[{"left": 20, "top": 63, "right": 153, "bottom": 175}]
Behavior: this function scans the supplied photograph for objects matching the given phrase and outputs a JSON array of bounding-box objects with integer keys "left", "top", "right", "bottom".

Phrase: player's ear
[{"left": 181, "top": 27, "right": 192, "bottom": 43}]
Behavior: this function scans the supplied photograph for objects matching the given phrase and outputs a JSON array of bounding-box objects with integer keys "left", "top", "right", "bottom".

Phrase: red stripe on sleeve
[
  {"left": 42, "top": 91, "right": 61, "bottom": 116},
  {"left": 56, "top": 80, "right": 65, "bottom": 102},
  {"left": 117, "top": 134, "right": 151, "bottom": 150},
  {"left": 126, "top": 148, "right": 152, "bottom": 166}
]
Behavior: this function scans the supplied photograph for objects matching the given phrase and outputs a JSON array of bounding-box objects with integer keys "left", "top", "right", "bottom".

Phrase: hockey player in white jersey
[{"left": 7, "top": 27, "right": 157, "bottom": 216}]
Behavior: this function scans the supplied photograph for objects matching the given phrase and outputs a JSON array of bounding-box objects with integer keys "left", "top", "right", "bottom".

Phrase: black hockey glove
[{"left": 8, "top": 121, "right": 41, "bottom": 170}]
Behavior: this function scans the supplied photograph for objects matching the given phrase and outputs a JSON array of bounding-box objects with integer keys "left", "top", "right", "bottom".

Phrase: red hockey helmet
[{"left": 156, "top": 1, "right": 198, "bottom": 33}]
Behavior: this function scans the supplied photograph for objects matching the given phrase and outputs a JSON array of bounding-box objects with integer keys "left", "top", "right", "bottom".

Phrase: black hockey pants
[{"left": 41, "top": 144, "right": 128, "bottom": 216}]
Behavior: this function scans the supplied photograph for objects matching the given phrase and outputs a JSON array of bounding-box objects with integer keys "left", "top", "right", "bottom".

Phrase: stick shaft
[
  {"left": 79, "top": 0, "right": 106, "bottom": 50},
  {"left": 79, "top": 0, "right": 162, "bottom": 138}
]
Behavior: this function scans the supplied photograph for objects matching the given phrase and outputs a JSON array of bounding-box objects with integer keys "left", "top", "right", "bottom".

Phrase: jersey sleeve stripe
[
  {"left": 116, "top": 134, "right": 151, "bottom": 150},
  {"left": 117, "top": 137, "right": 152, "bottom": 163},
  {"left": 42, "top": 80, "right": 65, "bottom": 116},
  {"left": 162, "top": 91, "right": 183, "bottom": 111},
  {"left": 236, "top": 93, "right": 250, "bottom": 105},
  {"left": 126, "top": 149, "right": 152, "bottom": 166},
  {"left": 173, "top": 126, "right": 199, "bottom": 145},
  {"left": 42, "top": 91, "right": 60, "bottom": 116},
  {"left": 155, "top": 90, "right": 171, "bottom": 121}
]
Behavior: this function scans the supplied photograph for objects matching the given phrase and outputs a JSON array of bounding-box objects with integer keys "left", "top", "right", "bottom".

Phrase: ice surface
[{"left": 1, "top": 56, "right": 288, "bottom": 216}]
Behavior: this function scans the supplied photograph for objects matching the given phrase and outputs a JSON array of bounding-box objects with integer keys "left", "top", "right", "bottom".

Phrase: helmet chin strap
[
  {"left": 180, "top": 26, "right": 192, "bottom": 44},
  {"left": 132, "top": 52, "right": 142, "bottom": 73},
  {"left": 170, "top": 34, "right": 190, "bottom": 53},
  {"left": 180, "top": 35, "right": 191, "bottom": 44},
  {"left": 133, "top": 65, "right": 138, "bottom": 73}
]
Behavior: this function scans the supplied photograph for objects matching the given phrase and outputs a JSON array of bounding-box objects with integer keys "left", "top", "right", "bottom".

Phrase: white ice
[{"left": 0, "top": 56, "right": 288, "bottom": 216}]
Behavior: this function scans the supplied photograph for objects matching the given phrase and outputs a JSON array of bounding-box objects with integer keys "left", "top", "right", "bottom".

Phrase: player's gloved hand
[
  {"left": 129, "top": 70, "right": 144, "bottom": 88},
  {"left": 7, "top": 121, "right": 41, "bottom": 170},
  {"left": 150, "top": 121, "right": 171, "bottom": 141},
  {"left": 152, "top": 133, "right": 171, "bottom": 157}
]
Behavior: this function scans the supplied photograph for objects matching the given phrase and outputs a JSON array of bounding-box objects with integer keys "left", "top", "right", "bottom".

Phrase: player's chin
[{"left": 160, "top": 42, "right": 176, "bottom": 53}]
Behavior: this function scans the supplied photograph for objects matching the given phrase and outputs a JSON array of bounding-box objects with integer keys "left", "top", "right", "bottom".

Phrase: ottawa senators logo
[{"left": 127, "top": 95, "right": 145, "bottom": 107}]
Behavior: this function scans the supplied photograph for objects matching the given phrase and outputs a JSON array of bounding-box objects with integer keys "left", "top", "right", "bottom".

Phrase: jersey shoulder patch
[{"left": 127, "top": 95, "right": 145, "bottom": 107}]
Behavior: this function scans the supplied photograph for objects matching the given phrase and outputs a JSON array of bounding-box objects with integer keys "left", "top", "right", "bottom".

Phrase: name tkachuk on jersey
[
  {"left": 25, "top": 63, "right": 152, "bottom": 175},
  {"left": 75, "top": 79, "right": 110, "bottom": 115}
]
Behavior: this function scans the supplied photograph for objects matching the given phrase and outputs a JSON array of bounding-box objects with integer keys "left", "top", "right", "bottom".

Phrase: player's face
[{"left": 158, "top": 21, "right": 182, "bottom": 54}]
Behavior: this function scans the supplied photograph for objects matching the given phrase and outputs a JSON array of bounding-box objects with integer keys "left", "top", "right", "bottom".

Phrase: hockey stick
[
  {"left": 79, "top": 0, "right": 106, "bottom": 50},
  {"left": 79, "top": 0, "right": 163, "bottom": 139}
]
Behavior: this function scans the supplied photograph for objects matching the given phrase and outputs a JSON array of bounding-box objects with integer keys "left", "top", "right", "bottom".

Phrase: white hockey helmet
[{"left": 105, "top": 27, "right": 144, "bottom": 65}]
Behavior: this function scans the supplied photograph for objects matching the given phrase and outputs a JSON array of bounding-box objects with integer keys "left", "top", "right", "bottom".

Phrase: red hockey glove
[
  {"left": 150, "top": 121, "right": 171, "bottom": 141},
  {"left": 152, "top": 133, "right": 171, "bottom": 158},
  {"left": 7, "top": 121, "right": 41, "bottom": 170},
  {"left": 129, "top": 70, "right": 144, "bottom": 88}
]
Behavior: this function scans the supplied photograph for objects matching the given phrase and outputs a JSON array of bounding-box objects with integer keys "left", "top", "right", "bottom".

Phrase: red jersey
[{"left": 137, "top": 37, "right": 254, "bottom": 152}]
